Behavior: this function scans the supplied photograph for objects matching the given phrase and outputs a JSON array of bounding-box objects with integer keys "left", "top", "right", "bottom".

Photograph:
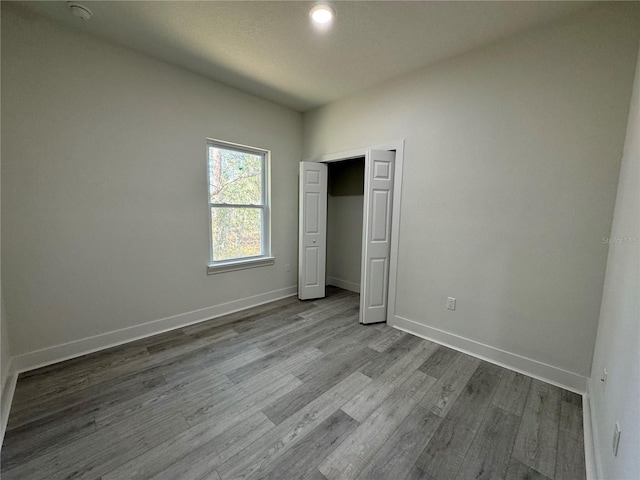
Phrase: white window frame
[{"left": 206, "top": 139, "right": 273, "bottom": 275}]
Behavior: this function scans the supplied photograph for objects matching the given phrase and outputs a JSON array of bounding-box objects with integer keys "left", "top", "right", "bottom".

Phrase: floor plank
[
  {"left": 183, "top": 371, "right": 302, "bottom": 426},
  {"left": 1, "top": 414, "right": 97, "bottom": 471},
  {"left": 505, "top": 458, "right": 553, "bottom": 480},
  {"left": 417, "top": 344, "right": 460, "bottom": 379},
  {"left": 341, "top": 340, "right": 438, "bottom": 422},
  {"left": 319, "top": 370, "right": 435, "bottom": 480},
  {"left": 216, "top": 371, "right": 371, "bottom": 480},
  {"left": 355, "top": 405, "right": 442, "bottom": 480},
  {"left": 3, "top": 410, "right": 189, "bottom": 480},
  {"left": 263, "top": 345, "right": 378, "bottom": 425},
  {"left": 414, "top": 362, "right": 504, "bottom": 479},
  {"left": 492, "top": 370, "right": 532, "bottom": 416},
  {"left": 402, "top": 465, "right": 436, "bottom": 480},
  {"left": 359, "top": 334, "right": 423, "bottom": 379},
  {"left": 251, "top": 409, "right": 359, "bottom": 480},
  {"left": 418, "top": 352, "right": 481, "bottom": 418},
  {"left": 8, "top": 367, "right": 166, "bottom": 430},
  {"left": 512, "top": 379, "right": 562, "bottom": 478},
  {"left": 455, "top": 405, "right": 520, "bottom": 480},
  {"left": 314, "top": 322, "right": 381, "bottom": 355},
  {"left": 149, "top": 411, "right": 275, "bottom": 480},
  {"left": 95, "top": 367, "right": 232, "bottom": 429},
  {"left": 367, "top": 328, "right": 407, "bottom": 352},
  {"left": 554, "top": 400, "right": 586, "bottom": 480}
]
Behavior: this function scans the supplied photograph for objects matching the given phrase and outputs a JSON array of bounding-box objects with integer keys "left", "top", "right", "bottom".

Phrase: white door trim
[{"left": 303, "top": 140, "right": 405, "bottom": 323}]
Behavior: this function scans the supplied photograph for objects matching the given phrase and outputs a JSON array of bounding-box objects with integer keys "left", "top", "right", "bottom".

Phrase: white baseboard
[
  {"left": 10, "top": 285, "right": 297, "bottom": 375},
  {"left": 391, "top": 315, "right": 587, "bottom": 394},
  {"left": 583, "top": 380, "right": 600, "bottom": 480},
  {"left": 1, "top": 364, "right": 17, "bottom": 447},
  {"left": 327, "top": 277, "right": 360, "bottom": 293}
]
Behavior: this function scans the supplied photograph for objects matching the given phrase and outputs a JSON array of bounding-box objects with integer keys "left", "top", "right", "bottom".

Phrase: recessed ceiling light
[{"left": 310, "top": 4, "right": 335, "bottom": 28}]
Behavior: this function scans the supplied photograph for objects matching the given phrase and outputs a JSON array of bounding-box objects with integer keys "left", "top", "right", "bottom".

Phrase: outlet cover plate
[{"left": 446, "top": 297, "right": 456, "bottom": 310}]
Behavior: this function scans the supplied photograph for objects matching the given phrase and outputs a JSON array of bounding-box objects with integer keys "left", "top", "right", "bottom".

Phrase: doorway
[
  {"left": 326, "top": 158, "right": 365, "bottom": 294},
  {"left": 298, "top": 141, "right": 404, "bottom": 325}
]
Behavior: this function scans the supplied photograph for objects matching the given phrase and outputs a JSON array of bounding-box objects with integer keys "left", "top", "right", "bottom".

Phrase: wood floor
[{"left": 1, "top": 287, "right": 586, "bottom": 480}]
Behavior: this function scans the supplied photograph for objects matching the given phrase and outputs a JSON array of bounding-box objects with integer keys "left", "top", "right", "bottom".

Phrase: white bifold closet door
[
  {"left": 359, "top": 150, "right": 395, "bottom": 324},
  {"left": 298, "top": 161, "right": 327, "bottom": 300}
]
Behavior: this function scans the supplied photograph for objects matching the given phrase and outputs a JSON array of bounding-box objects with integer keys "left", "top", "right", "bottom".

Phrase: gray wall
[
  {"left": 1, "top": 5, "right": 302, "bottom": 356},
  {"left": 326, "top": 159, "right": 364, "bottom": 290},
  {"left": 303, "top": 4, "right": 640, "bottom": 377},
  {"left": 589, "top": 44, "right": 640, "bottom": 480}
]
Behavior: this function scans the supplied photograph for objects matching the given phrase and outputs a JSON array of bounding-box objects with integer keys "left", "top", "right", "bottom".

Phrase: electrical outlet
[
  {"left": 612, "top": 422, "right": 621, "bottom": 456},
  {"left": 446, "top": 297, "right": 456, "bottom": 311},
  {"left": 601, "top": 368, "right": 608, "bottom": 391}
]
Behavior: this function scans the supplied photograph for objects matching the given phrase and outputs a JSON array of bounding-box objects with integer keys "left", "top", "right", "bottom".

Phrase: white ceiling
[{"left": 17, "top": 1, "right": 593, "bottom": 112}]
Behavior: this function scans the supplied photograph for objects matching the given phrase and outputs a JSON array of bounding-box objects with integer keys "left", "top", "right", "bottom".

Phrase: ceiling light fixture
[
  {"left": 68, "top": 2, "right": 93, "bottom": 21},
  {"left": 309, "top": 3, "right": 335, "bottom": 29}
]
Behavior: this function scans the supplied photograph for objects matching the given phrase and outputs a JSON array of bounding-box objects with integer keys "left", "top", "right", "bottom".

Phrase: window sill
[{"left": 207, "top": 256, "right": 275, "bottom": 275}]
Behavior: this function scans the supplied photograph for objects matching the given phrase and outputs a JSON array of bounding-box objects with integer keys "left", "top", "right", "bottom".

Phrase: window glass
[{"left": 207, "top": 141, "right": 269, "bottom": 265}]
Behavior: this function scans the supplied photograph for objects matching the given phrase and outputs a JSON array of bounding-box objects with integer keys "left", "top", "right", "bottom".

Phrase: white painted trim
[
  {"left": 1, "top": 358, "right": 11, "bottom": 395},
  {"left": 326, "top": 277, "right": 360, "bottom": 293},
  {"left": 359, "top": 150, "right": 371, "bottom": 323},
  {"left": 304, "top": 147, "right": 368, "bottom": 164},
  {"left": 207, "top": 256, "right": 275, "bottom": 275},
  {"left": 391, "top": 314, "right": 587, "bottom": 393},
  {"left": 1, "top": 366, "right": 17, "bottom": 447},
  {"left": 583, "top": 380, "right": 600, "bottom": 480},
  {"left": 10, "top": 286, "right": 297, "bottom": 375}
]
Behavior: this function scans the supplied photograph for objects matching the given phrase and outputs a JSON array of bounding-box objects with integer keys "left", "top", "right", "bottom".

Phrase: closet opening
[
  {"left": 326, "top": 158, "right": 365, "bottom": 294},
  {"left": 299, "top": 142, "right": 403, "bottom": 325}
]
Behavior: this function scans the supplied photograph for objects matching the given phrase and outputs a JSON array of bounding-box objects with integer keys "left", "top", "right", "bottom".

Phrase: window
[{"left": 207, "top": 140, "right": 272, "bottom": 274}]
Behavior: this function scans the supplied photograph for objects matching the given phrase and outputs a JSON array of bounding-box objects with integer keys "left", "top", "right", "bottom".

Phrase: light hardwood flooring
[{"left": 1, "top": 287, "right": 586, "bottom": 480}]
